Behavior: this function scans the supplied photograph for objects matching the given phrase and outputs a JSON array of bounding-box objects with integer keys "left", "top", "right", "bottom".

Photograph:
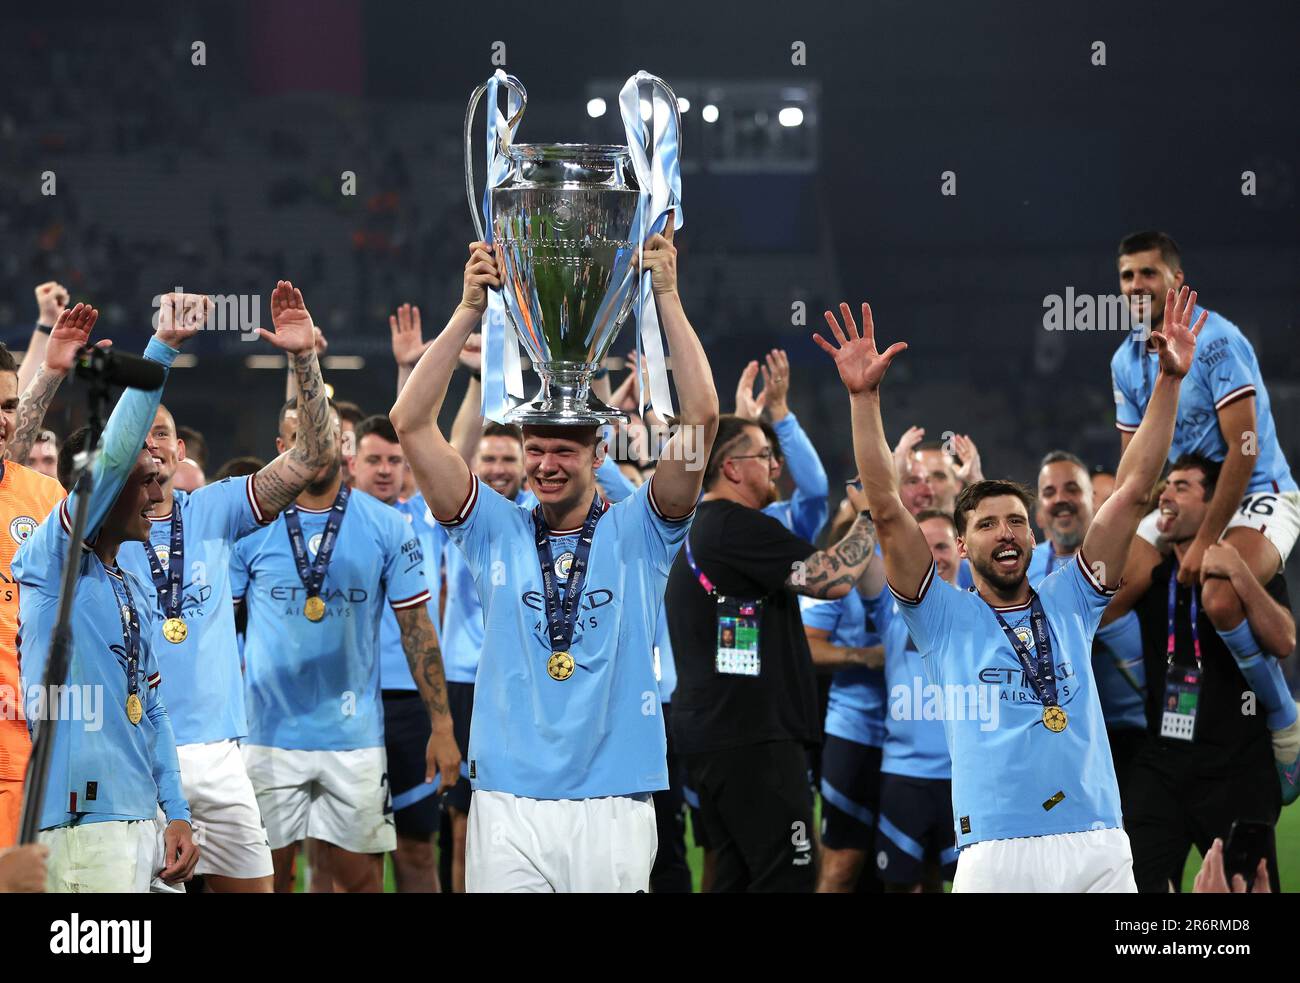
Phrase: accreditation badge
[
  {"left": 714, "top": 596, "right": 762, "bottom": 677},
  {"left": 1159, "top": 666, "right": 1200, "bottom": 742}
]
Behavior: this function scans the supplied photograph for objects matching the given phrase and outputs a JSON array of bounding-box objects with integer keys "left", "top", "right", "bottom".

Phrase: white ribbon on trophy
[
  {"left": 477, "top": 69, "right": 527, "bottom": 423},
  {"left": 619, "top": 71, "right": 682, "bottom": 425}
]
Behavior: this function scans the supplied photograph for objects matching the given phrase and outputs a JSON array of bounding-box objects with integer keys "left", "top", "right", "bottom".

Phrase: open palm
[
  {"left": 262, "top": 280, "right": 316, "bottom": 354},
  {"left": 1151, "top": 285, "right": 1205, "bottom": 380},
  {"left": 45, "top": 304, "right": 108, "bottom": 373},
  {"left": 814, "top": 302, "right": 908, "bottom": 395}
]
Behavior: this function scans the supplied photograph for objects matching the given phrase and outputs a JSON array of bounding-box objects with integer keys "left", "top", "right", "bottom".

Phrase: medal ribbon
[
  {"left": 1167, "top": 558, "right": 1202, "bottom": 669},
  {"left": 532, "top": 494, "right": 605, "bottom": 654},
  {"left": 106, "top": 569, "right": 141, "bottom": 701},
  {"left": 994, "top": 594, "right": 1060, "bottom": 710},
  {"left": 142, "top": 493, "right": 185, "bottom": 621},
  {"left": 682, "top": 532, "right": 716, "bottom": 595},
  {"left": 283, "top": 485, "right": 351, "bottom": 600}
]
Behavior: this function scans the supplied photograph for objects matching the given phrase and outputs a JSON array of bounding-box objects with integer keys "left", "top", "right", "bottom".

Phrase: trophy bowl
[{"left": 492, "top": 143, "right": 641, "bottom": 425}]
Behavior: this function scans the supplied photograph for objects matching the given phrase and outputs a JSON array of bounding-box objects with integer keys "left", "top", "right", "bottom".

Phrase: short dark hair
[
  {"left": 354, "top": 414, "right": 401, "bottom": 449},
  {"left": 914, "top": 508, "right": 958, "bottom": 536},
  {"left": 334, "top": 400, "right": 365, "bottom": 426},
  {"left": 704, "top": 415, "right": 763, "bottom": 490},
  {"left": 214, "top": 456, "right": 266, "bottom": 481},
  {"left": 58, "top": 426, "right": 91, "bottom": 490},
  {"left": 1038, "top": 450, "right": 1089, "bottom": 476},
  {"left": 0, "top": 343, "right": 17, "bottom": 377},
  {"left": 757, "top": 420, "right": 784, "bottom": 465},
  {"left": 176, "top": 425, "right": 208, "bottom": 469},
  {"left": 1117, "top": 231, "right": 1182, "bottom": 271},
  {"left": 482, "top": 421, "right": 523, "bottom": 445},
  {"left": 1168, "top": 452, "right": 1220, "bottom": 500},
  {"left": 953, "top": 479, "right": 1036, "bottom": 537},
  {"left": 279, "top": 396, "right": 339, "bottom": 432}
]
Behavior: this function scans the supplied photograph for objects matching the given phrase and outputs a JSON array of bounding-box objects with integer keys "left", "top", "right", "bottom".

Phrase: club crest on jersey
[
  {"left": 309, "top": 533, "right": 323, "bottom": 556},
  {"left": 1014, "top": 626, "right": 1033, "bottom": 648},
  {"left": 554, "top": 551, "right": 575, "bottom": 579},
  {"left": 9, "top": 516, "right": 37, "bottom": 544},
  {"left": 154, "top": 544, "right": 170, "bottom": 569}
]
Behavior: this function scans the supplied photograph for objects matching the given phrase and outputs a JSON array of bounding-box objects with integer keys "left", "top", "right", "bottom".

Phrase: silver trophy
[{"left": 465, "top": 73, "right": 680, "bottom": 425}]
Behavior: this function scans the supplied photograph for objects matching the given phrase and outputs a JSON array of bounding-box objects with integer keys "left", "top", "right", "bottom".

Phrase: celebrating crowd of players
[{"left": 0, "top": 228, "right": 1294, "bottom": 893}]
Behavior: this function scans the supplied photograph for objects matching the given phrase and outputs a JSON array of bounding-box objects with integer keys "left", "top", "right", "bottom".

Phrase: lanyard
[
  {"left": 142, "top": 495, "right": 185, "bottom": 620},
  {"left": 532, "top": 494, "right": 604, "bottom": 653},
  {"left": 993, "top": 593, "right": 1059, "bottom": 710},
  {"left": 284, "top": 486, "right": 351, "bottom": 598},
  {"left": 683, "top": 532, "right": 716, "bottom": 595},
  {"left": 1167, "top": 559, "right": 1202, "bottom": 669},
  {"left": 106, "top": 569, "right": 141, "bottom": 699}
]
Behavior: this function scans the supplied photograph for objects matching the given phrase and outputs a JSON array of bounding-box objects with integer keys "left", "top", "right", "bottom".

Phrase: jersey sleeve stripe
[
  {"left": 390, "top": 591, "right": 433, "bottom": 610},
  {"left": 1114, "top": 420, "right": 1140, "bottom": 433},
  {"left": 436, "top": 476, "right": 479, "bottom": 527},
  {"left": 1213, "top": 384, "right": 1256, "bottom": 411},
  {"left": 58, "top": 499, "right": 93, "bottom": 553},
  {"left": 1075, "top": 550, "right": 1117, "bottom": 596},
  {"left": 648, "top": 476, "right": 696, "bottom": 523},
  {"left": 888, "top": 561, "right": 936, "bottom": 606},
  {"left": 246, "top": 473, "right": 270, "bottom": 525}
]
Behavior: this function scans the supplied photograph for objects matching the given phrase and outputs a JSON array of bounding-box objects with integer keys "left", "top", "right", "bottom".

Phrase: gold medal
[
  {"left": 303, "top": 595, "right": 326, "bottom": 622},
  {"left": 547, "top": 651, "right": 575, "bottom": 681},
  {"left": 1043, "top": 706, "right": 1068, "bottom": 733},
  {"left": 126, "top": 693, "right": 144, "bottom": 726},
  {"left": 162, "top": 616, "right": 188, "bottom": 644}
]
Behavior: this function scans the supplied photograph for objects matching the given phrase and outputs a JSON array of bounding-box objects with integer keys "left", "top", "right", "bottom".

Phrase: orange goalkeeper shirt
[{"left": 0, "top": 461, "right": 66, "bottom": 782}]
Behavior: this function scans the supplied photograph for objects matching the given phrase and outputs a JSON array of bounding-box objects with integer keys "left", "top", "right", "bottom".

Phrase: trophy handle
[{"left": 464, "top": 74, "right": 528, "bottom": 242}]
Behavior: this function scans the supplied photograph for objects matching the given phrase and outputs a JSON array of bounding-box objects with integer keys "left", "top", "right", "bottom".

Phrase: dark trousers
[
  {"left": 650, "top": 702, "right": 692, "bottom": 893},
  {"left": 682, "top": 740, "right": 816, "bottom": 893},
  {"left": 1126, "top": 742, "right": 1281, "bottom": 893}
]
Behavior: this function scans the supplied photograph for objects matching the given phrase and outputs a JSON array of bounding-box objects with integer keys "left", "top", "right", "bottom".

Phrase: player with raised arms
[
  {"left": 392, "top": 214, "right": 719, "bottom": 892},
  {"left": 814, "top": 286, "right": 1203, "bottom": 892}
]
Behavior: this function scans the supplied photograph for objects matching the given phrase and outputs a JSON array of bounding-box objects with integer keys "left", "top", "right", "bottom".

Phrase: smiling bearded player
[
  {"left": 815, "top": 286, "right": 1203, "bottom": 892},
  {"left": 392, "top": 215, "right": 719, "bottom": 892}
]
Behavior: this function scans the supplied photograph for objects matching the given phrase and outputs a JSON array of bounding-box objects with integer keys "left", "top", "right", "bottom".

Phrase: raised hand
[
  {"left": 892, "top": 425, "right": 925, "bottom": 480},
  {"left": 761, "top": 349, "right": 791, "bottom": 417},
  {"left": 34, "top": 281, "right": 69, "bottom": 328},
  {"left": 1151, "top": 285, "right": 1206, "bottom": 380},
  {"left": 460, "top": 242, "right": 502, "bottom": 315},
  {"left": 815, "top": 302, "right": 907, "bottom": 396},
  {"left": 390, "top": 303, "right": 429, "bottom": 367},
  {"left": 44, "top": 303, "right": 109, "bottom": 375},
  {"left": 734, "top": 360, "right": 767, "bottom": 421},
  {"left": 949, "top": 433, "right": 983, "bottom": 483},
  {"left": 154, "top": 293, "right": 210, "bottom": 348},
  {"left": 634, "top": 211, "right": 678, "bottom": 297},
  {"left": 260, "top": 280, "right": 317, "bottom": 354}
]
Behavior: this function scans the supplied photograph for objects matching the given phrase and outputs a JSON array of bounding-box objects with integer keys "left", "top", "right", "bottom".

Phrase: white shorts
[
  {"left": 1137, "top": 489, "right": 1300, "bottom": 568},
  {"left": 952, "top": 827, "right": 1137, "bottom": 893},
  {"left": 178, "top": 740, "right": 273, "bottom": 880},
  {"left": 466, "top": 790, "right": 657, "bottom": 893},
  {"left": 41, "top": 818, "right": 171, "bottom": 893},
  {"left": 241, "top": 745, "right": 396, "bottom": 855}
]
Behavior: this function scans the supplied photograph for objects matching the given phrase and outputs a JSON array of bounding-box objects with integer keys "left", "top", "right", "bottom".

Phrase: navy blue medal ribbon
[
  {"left": 143, "top": 494, "right": 185, "bottom": 621},
  {"left": 284, "top": 485, "right": 351, "bottom": 604},
  {"left": 532, "top": 493, "right": 605, "bottom": 659},
  {"left": 994, "top": 593, "right": 1061, "bottom": 718},
  {"left": 106, "top": 568, "right": 143, "bottom": 723}
]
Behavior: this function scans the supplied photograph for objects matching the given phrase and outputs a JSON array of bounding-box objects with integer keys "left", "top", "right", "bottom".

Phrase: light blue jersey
[
  {"left": 1111, "top": 306, "right": 1295, "bottom": 493},
  {"left": 799, "top": 591, "right": 886, "bottom": 748},
  {"left": 862, "top": 587, "right": 951, "bottom": 780},
  {"left": 441, "top": 476, "right": 690, "bottom": 799},
  {"left": 16, "top": 337, "right": 189, "bottom": 830},
  {"left": 231, "top": 487, "right": 430, "bottom": 752},
  {"left": 118, "top": 477, "right": 268, "bottom": 746},
  {"left": 378, "top": 493, "right": 445, "bottom": 691},
  {"left": 762, "top": 413, "right": 829, "bottom": 541},
  {"left": 891, "top": 553, "right": 1121, "bottom": 848},
  {"left": 654, "top": 609, "right": 676, "bottom": 704},
  {"left": 1027, "top": 542, "right": 1146, "bottom": 731}
]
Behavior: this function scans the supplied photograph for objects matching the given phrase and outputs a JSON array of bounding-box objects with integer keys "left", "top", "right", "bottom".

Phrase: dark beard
[
  {"left": 970, "top": 553, "right": 1029, "bottom": 597},
  {"left": 307, "top": 457, "right": 342, "bottom": 497}
]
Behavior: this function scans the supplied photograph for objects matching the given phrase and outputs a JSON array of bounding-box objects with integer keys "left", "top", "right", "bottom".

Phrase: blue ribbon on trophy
[
  {"left": 618, "top": 71, "right": 683, "bottom": 424},
  {"left": 466, "top": 69, "right": 527, "bottom": 423}
]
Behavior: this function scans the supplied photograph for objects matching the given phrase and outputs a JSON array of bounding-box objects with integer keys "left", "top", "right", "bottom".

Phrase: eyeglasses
[{"left": 729, "top": 449, "right": 777, "bottom": 464}]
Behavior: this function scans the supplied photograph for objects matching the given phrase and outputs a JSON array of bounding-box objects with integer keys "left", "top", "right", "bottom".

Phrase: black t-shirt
[
  {"left": 1134, "top": 559, "right": 1289, "bottom": 776},
  {"left": 665, "top": 499, "right": 821, "bottom": 755}
]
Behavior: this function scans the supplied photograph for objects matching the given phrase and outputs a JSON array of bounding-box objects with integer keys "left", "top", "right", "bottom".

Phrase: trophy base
[{"left": 502, "top": 388, "right": 628, "bottom": 428}]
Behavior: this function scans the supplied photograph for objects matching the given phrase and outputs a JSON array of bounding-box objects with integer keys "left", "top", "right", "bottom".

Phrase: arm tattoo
[
  {"left": 395, "top": 605, "right": 451, "bottom": 718},
  {"left": 6, "top": 363, "right": 63, "bottom": 463},
  {"left": 252, "top": 350, "right": 335, "bottom": 518},
  {"left": 788, "top": 514, "right": 878, "bottom": 599}
]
